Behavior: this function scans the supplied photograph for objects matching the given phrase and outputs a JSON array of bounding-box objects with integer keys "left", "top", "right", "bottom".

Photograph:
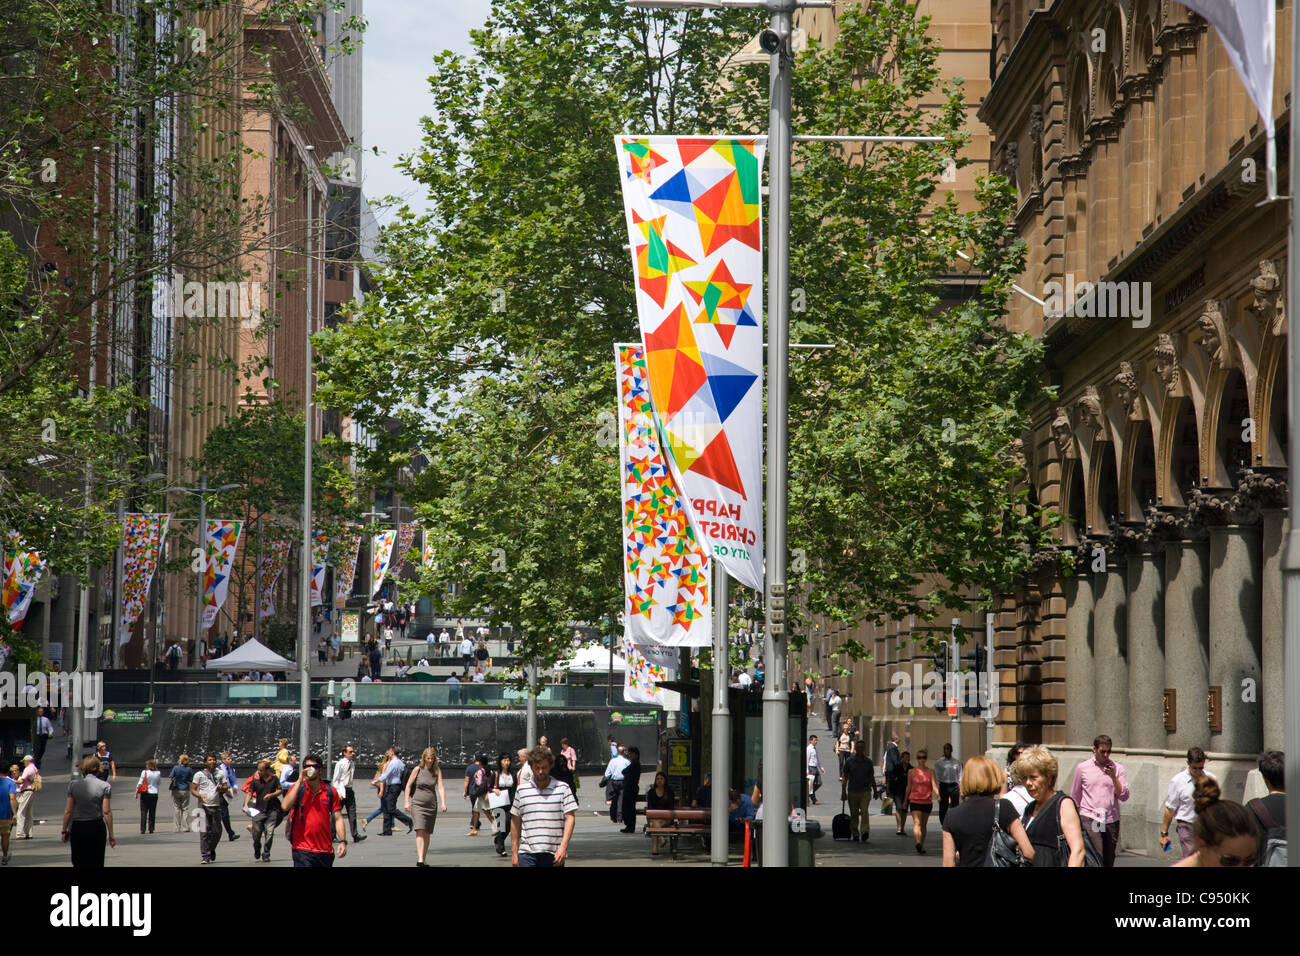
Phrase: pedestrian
[
  {"left": 517, "top": 748, "right": 534, "bottom": 788},
  {"left": 279, "top": 754, "right": 299, "bottom": 791},
  {"left": 1067, "top": 734, "right": 1129, "bottom": 867},
  {"left": 559, "top": 737, "right": 579, "bottom": 793},
  {"left": 620, "top": 747, "right": 642, "bottom": 833},
  {"left": 427, "top": 630, "right": 436, "bottom": 654},
  {"left": 803, "top": 675, "right": 813, "bottom": 713},
  {"left": 218, "top": 751, "right": 241, "bottom": 842},
  {"left": 805, "top": 735, "right": 824, "bottom": 805},
  {"left": 92, "top": 741, "right": 116, "bottom": 781},
  {"left": 834, "top": 720, "right": 856, "bottom": 776},
  {"left": 934, "top": 743, "right": 962, "bottom": 824},
  {"left": 1245, "top": 750, "right": 1285, "bottom": 866},
  {"left": 646, "top": 772, "right": 676, "bottom": 855},
  {"left": 14, "top": 755, "right": 37, "bottom": 839},
  {"left": 280, "top": 752, "right": 348, "bottom": 867},
  {"left": 168, "top": 754, "right": 194, "bottom": 832},
  {"left": 601, "top": 746, "right": 630, "bottom": 823},
  {"left": 1161, "top": 746, "right": 1215, "bottom": 858},
  {"left": 190, "top": 754, "right": 227, "bottom": 863},
  {"left": 404, "top": 747, "right": 448, "bottom": 866},
  {"left": 244, "top": 760, "right": 282, "bottom": 862},
  {"left": 1002, "top": 744, "right": 1032, "bottom": 817},
  {"left": 489, "top": 752, "right": 516, "bottom": 857},
  {"left": 840, "top": 740, "right": 876, "bottom": 843},
  {"left": 907, "top": 749, "right": 939, "bottom": 854},
  {"left": 459, "top": 633, "right": 474, "bottom": 671},
  {"left": 166, "top": 640, "right": 181, "bottom": 671},
  {"left": 272, "top": 738, "right": 290, "bottom": 776},
  {"left": 379, "top": 748, "right": 413, "bottom": 835},
  {"left": 552, "top": 751, "right": 575, "bottom": 800},
  {"left": 607, "top": 735, "right": 618, "bottom": 762},
  {"left": 1171, "top": 778, "right": 1259, "bottom": 868},
  {"left": 1015, "top": 745, "right": 1086, "bottom": 867},
  {"left": 331, "top": 744, "right": 367, "bottom": 843},
  {"left": 940, "top": 755, "right": 1034, "bottom": 867},
  {"left": 828, "top": 689, "right": 842, "bottom": 733},
  {"left": 889, "top": 750, "right": 912, "bottom": 836},
  {"left": 438, "top": 627, "right": 451, "bottom": 654},
  {"left": 0, "top": 765, "right": 16, "bottom": 865},
  {"left": 134, "top": 759, "right": 161, "bottom": 834},
  {"left": 32, "top": 706, "right": 53, "bottom": 768},
  {"left": 823, "top": 684, "right": 835, "bottom": 730},
  {"left": 62, "top": 756, "right": 115, "bottom": 870},
  {"left": 510, "top": 745, "right": 577, "bottom": 867},
  {"left": 463, "top": 754, "right": 493, "bottom": 836},
  {"left": 361, "top": 752, "right": 389, "bottom": 834}
]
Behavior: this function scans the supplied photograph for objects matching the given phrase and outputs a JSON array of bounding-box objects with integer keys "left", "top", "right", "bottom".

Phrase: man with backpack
[
  {"left": 1160, "top": 746, "right": 1215, "bottom": 858},
  {"left": 280, "top": 753, "right": 348, "bottom": 867},
  {"left": 1246, "top": 751, "right": 1285, "bottom": 867}
]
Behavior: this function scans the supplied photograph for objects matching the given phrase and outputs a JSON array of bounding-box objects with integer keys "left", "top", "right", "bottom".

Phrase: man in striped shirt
[{"left": 511, "top": 745, "right": 577, "bottom": 867}]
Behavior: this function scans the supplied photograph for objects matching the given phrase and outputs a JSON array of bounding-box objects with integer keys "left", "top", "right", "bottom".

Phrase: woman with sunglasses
[
  {"left": 906, "top": 750, "right": 940, "bottom": 854},
  {"left": 1171, "top": 778, "right": 1260, "bottom": 868}
]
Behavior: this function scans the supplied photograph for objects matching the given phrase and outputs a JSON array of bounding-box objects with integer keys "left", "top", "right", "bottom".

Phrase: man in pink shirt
[{"left": 1068, "top": 734, "right": 1129, "bottom": 867}]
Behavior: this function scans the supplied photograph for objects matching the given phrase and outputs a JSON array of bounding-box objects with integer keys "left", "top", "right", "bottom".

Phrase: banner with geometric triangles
[{"left": 615, "top": 135, "right": 766, "bottom": 592}]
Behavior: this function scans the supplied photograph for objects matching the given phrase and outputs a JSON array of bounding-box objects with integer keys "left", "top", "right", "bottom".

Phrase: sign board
[
  {"left": 610, "top": 711, "right": 657, "bottom": 726},
  {"left": 340, "top": 610, "right": 361, "bottom": 644},
  {"left": 667, "top": 739, "right": 691, "bottom": 777},
  {"left": 101, "top": 708, "right": 152, "bottom": 724}
]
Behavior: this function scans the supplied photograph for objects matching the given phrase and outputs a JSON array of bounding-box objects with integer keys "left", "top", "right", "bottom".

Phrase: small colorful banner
[
  {"left": 391, "top": 522, "right": 416, "bottom": 576},
  {"left": 310, "top": 530, "right": 329, "bottom": 607},
  {"left": 340, "top": 609, "right": 361, "bottom": 644},
  {"left": 615, "top": 135, "right": 766, "bottom": 592},
  {"left": 624, "top": 636, "right": 678, "bottom": 705},
  {"left": 3, "top": 532, "right": 46, "bottom": 628},
  {"left": 201, "top": 520, "right": 243, "bottom": 630},
  {"left": 333, "top": 529, "right": 362, "bottom": 607},
  {"left": 258, "top": 533, "right": 293, "bottom": 619},
  {"left": 371, "top": 530, "right": 396, "bottom": 598},
  {"left": 121, "top": 514, "right": 170, "bottom": 642},
  {"left": 422, "top": 531, "right": 435, "bottom": 568},
  {"left": 617, "top": 344, "right": 711, "bottom": 647}
]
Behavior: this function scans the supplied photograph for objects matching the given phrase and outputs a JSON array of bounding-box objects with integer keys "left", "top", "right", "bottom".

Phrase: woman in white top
[
  {"left": 489, "top": 752, "right": 516, "bottom": 857},
  {"left": 134, "top": 759, "right": 162, "bottom": 834}
]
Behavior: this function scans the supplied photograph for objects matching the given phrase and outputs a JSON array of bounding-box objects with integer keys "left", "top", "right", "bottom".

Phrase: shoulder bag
[{"left": 985, "top": 800, "right": 1027, "bottom": 867}]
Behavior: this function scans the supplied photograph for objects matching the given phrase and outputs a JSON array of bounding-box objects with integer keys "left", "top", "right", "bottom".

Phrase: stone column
[
  {"left": 1207, "top": 521, "right": 1263, "bottom": 755},
  {"left": 1164, "top": 537, "right": 1210, "bottom": 751},
  {"left": 1126, "top": 546, "right": 1166, "bottom": 749},
  {"left": 1091, "top": 555, "right": 1129, "bottom": 747},
  {"left": 1260, "top": 508, "right": 1286, "bottom": 750},
  {"left": 1064, "top": 572, "right": 1096, "bottom": 747}
]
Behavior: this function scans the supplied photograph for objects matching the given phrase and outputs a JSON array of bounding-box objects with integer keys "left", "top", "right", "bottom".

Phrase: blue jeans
[{"left": 517, "top": 851, "right": 555, "bottom": 867}]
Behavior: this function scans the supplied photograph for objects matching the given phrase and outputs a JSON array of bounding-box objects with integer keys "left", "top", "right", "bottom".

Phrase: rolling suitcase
[{"left": 832, "top": 800, "right": 852, "bottom": 840}]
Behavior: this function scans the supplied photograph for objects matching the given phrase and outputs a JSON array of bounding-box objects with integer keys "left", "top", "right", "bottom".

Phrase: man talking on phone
[
  {"left": 280, "top": 753, "right": 348, "bottom": 867},
  {"left": 1068, "top": 734, "right": 1129, "bottom": 866}
]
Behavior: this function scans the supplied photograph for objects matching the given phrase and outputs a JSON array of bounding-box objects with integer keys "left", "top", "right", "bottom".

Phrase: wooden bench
[{"left": 645, "top": 808, "right": 710, "bottom": 860}]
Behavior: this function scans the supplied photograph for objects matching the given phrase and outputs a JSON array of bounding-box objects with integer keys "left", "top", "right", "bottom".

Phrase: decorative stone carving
[
  {"left": 1152, "top": 333, "right": 1181, "bottom": 396},
  {"left": 1051, "top": 406, "right": 1077, "bottom": 460},
  {"left": 1248, "top": 258, "right": 1284, "bottom": 337},
  {"left": 1000, "top": 141, "right": 1019, "bottom": 190},
  {"left": 1074, "top": 385, "right": 1105, "bottom": 435},
  {"left": 1234, "top": 468, "right": 1288, "bottom": 516},
  {"left": 1142, "top": 504, "right": 1186, "bottom": 547},
  {"left": 1196, "top": 298, "right": 1235, "bottom": 369},
  {"left": 1110, "top": 361, "right": 1140, "bottom": 418},
  {"left": 1028, "top": 106, "right": 1044, "bottom": 189},
  {"left": 1008, "top": 436, "right": 1027, "bottom": 474}
]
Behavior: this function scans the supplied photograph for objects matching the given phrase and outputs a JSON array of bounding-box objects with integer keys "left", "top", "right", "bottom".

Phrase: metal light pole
[
  {"left": 949, "top": 618, "right": 960, "bottom": 766},
  {"left": 711, "top": 559, "right": 731, "bottom": 865},
  {"left": 299, "top": 174, "right": 316, "bottom": 763},
  {"left": 195, "top": 475, "right": 208, "bottom": 662},
  {"left": 527, "top": 658, "right": 538, "bottom": 747},
  {"left": 1284, "top": 0, "right": 1300, "bottom": 867}
]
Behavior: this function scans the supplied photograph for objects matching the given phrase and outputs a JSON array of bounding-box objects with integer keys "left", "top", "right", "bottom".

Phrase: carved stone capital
[
  {"left": 1196, "top": 298, "right": 1236, "bottom": 371},
  {"left": 1110, "top": 361, "right": 1140, "bottom": 419},
  {"left": 1233, "top": 468, "right": 1288, "bottom": 516},
  {"left": 1051, "top": 406, "right": 1077, "bottom": 460},
  {"left": 1247, "top": 258, "right": 1285, "bottom": 337},
  {"left": 1143, "top": 505, "right": 1188, "bottom": 547},
  {"left": 1074, "top": 385, "right": 1106, "bottom": 435},
  {"left": 1151, "top": 332, "right": 1183, "bottom": 397}
]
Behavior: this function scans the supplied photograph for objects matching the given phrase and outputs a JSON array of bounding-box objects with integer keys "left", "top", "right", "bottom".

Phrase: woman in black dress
[{"left": 646, "top": 772, "right": 676, "bottom": 856}]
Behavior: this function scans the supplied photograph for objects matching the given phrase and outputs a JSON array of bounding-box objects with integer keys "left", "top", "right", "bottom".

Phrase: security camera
[{"left": 759, "top": 29, "right": 783, "bottom": 54}]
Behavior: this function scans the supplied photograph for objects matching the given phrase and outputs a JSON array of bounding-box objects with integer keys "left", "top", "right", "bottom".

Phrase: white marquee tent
[{"left": 204, "top": 638, "right": 296, "bottom": 672}]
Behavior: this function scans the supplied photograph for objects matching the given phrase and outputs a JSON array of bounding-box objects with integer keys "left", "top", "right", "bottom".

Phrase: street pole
[
  {"left": 761, "top": 0, "right": 795, "bottom": 868},
  {"left": 711, "top": 559, "right": 731, "bottom": 865},
  {"left": 984, "top": 611, "right": 995, "bottom": 751},
  {"left": 195, "top": 475, "right": 207, "bottom": 667},
  {"left": 527, "top": 656, "right": 538, "bottom": 747},
  {"left": 112, "top": 497, "right": 125, "bottom": 670},
  {"left": 254, "top": 513, "right": 262, "bottom": 645},
  {"left": 949, "top": 618, "right": 961, "bottom": 766},
  {"left": 1284, "top": 0, "right": 1300, "bottom": 867},
  {"left": 326, "top": 679, "right": 335, "bottom": 779},
  {"left": 298, "top": 178, "right": 315, "bottom": 762}
]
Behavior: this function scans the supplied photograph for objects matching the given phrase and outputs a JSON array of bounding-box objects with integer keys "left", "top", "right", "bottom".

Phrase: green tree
[{"left": 316, "top": 0, "right": 1055, "bottom": 673}]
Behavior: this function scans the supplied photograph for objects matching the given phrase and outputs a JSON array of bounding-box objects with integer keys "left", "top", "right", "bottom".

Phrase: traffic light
[
  {"left": 932, "top": 644, "right": 948, "bottom": 713},
  {"left": 962, "top": 644, "right": 988, "bottom": 717},
  {"left": 339, "top": 700, "right": 352, "bottom": 720},
  {"left": 310, "top": 698, "right": 323, "bottom": 720}
]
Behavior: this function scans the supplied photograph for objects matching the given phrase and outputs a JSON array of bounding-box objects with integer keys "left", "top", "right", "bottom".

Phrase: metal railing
[{"left": 102, "top": 681, "right": 628, "bottom": 709}]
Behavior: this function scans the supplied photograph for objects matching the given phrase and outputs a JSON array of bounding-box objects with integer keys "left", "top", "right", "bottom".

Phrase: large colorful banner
[
  {"left": 617, "top": 344, "right": 711, "bottom": 647},
  {"left": 3, "top": 532, "right": 46, "bottom": 628},
  {"left": 201, "top": 520, "right": 243, "bottom": 631},
  {"left": 258, "top": 533, "right": 293, "bottom": 619},
  {"left": 121, "top": 514, "right": 169, "bottom": 642},
  {"left": 623, "top": 636, "right": 678, "bottom": 705},
  {"left": 371, "top": 530, "right": 396, "bottom": 598},
  {"left": 310, "top": 530, "right": 329, "bottom": 607},
  {"left": 333, "top": 529, "right": 362, "bottom": 607},
  {"left": 390, "top": 522, "right": 416, "bottom": 576},
  {"left": 615, "top": 135, "right": 766, "bottom": 592}
]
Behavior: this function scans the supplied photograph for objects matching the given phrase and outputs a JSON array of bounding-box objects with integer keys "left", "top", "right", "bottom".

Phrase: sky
[{"left": 361, "top": 0, "right": 492, "bottom": 221}]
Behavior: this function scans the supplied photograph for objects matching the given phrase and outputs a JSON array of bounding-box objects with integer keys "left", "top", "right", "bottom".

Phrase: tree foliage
[{"left": 316, "top": 0, "right": 1055, "bottom": 670}]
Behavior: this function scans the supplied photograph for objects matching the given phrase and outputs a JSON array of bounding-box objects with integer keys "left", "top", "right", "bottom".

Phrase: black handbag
[{"left": 985, "top": 800, "right": 1027, "bottom": 867}]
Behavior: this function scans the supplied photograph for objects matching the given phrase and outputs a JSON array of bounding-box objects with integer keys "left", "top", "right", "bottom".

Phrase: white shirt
[
  {"left": 1165, "top": 769, "right": 1216, "bottom": 823},
  {"left": 604, "top": 754, "right": 630, "bottom": 781},
  {"left": 472, "top": 671, "right": 486, "bottom": 683},
  {"left": 737, "top": 672, "right": 752, "bottom": 688},
  {"left": 332, "top": 756, "right": 354, "bottom": 798},
  {"left": 439, "top": 629, "right": 450, "bottom": 641},
  {"left": 192, "top": 769, "right": 222, "bottom": 807},
  {"left": 427, "top": 634, "right": 436, "bottom": 644},
  {"left": 806, "top": 744, "right": 822, "bottom": 772},
  {"left": 933, "top": 756, "right": 962, "bottom": 785},
  {"left": 459, "top": 638, "right": 474, "bottom": 655},
  {"left": 36, "top": 715, "right": 54, "bottom": 736},
  {"left": 1004, "top": 784, "right": 1032, "bottom": 817}
]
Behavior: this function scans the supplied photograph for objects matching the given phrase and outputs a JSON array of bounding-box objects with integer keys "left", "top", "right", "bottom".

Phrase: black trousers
[
  {"left": 608, "top": 781, "right": 623, "bottom": 823},
  {"left": 201, "top": 806, "right": 223, "bottom": 861},
  {"left": 219, "top": 796, "right": 237, "bottom": 837},
  {"left": 252, "top": 806, "right": 280, "bottom": 859},
  {"left": 621, "top": 783, "right": 638, "bottom": 830},
  {"left": 938, "top": 782, "right": 960, "bottom": 824},
  {"left": 69, "top": 818, "right": 106, "bottom": 869},
  {"left": 33, "top": 734, "right": 49, "bottom": 767},
  {"left": 382, "top": 787, "right": 412, "bottom": 834},
  {"left": 139, "top": 793, "right": 157, "bottom": 833},
  {"left": 340, "top": 788, "right": 360, "bottom": 838}
]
